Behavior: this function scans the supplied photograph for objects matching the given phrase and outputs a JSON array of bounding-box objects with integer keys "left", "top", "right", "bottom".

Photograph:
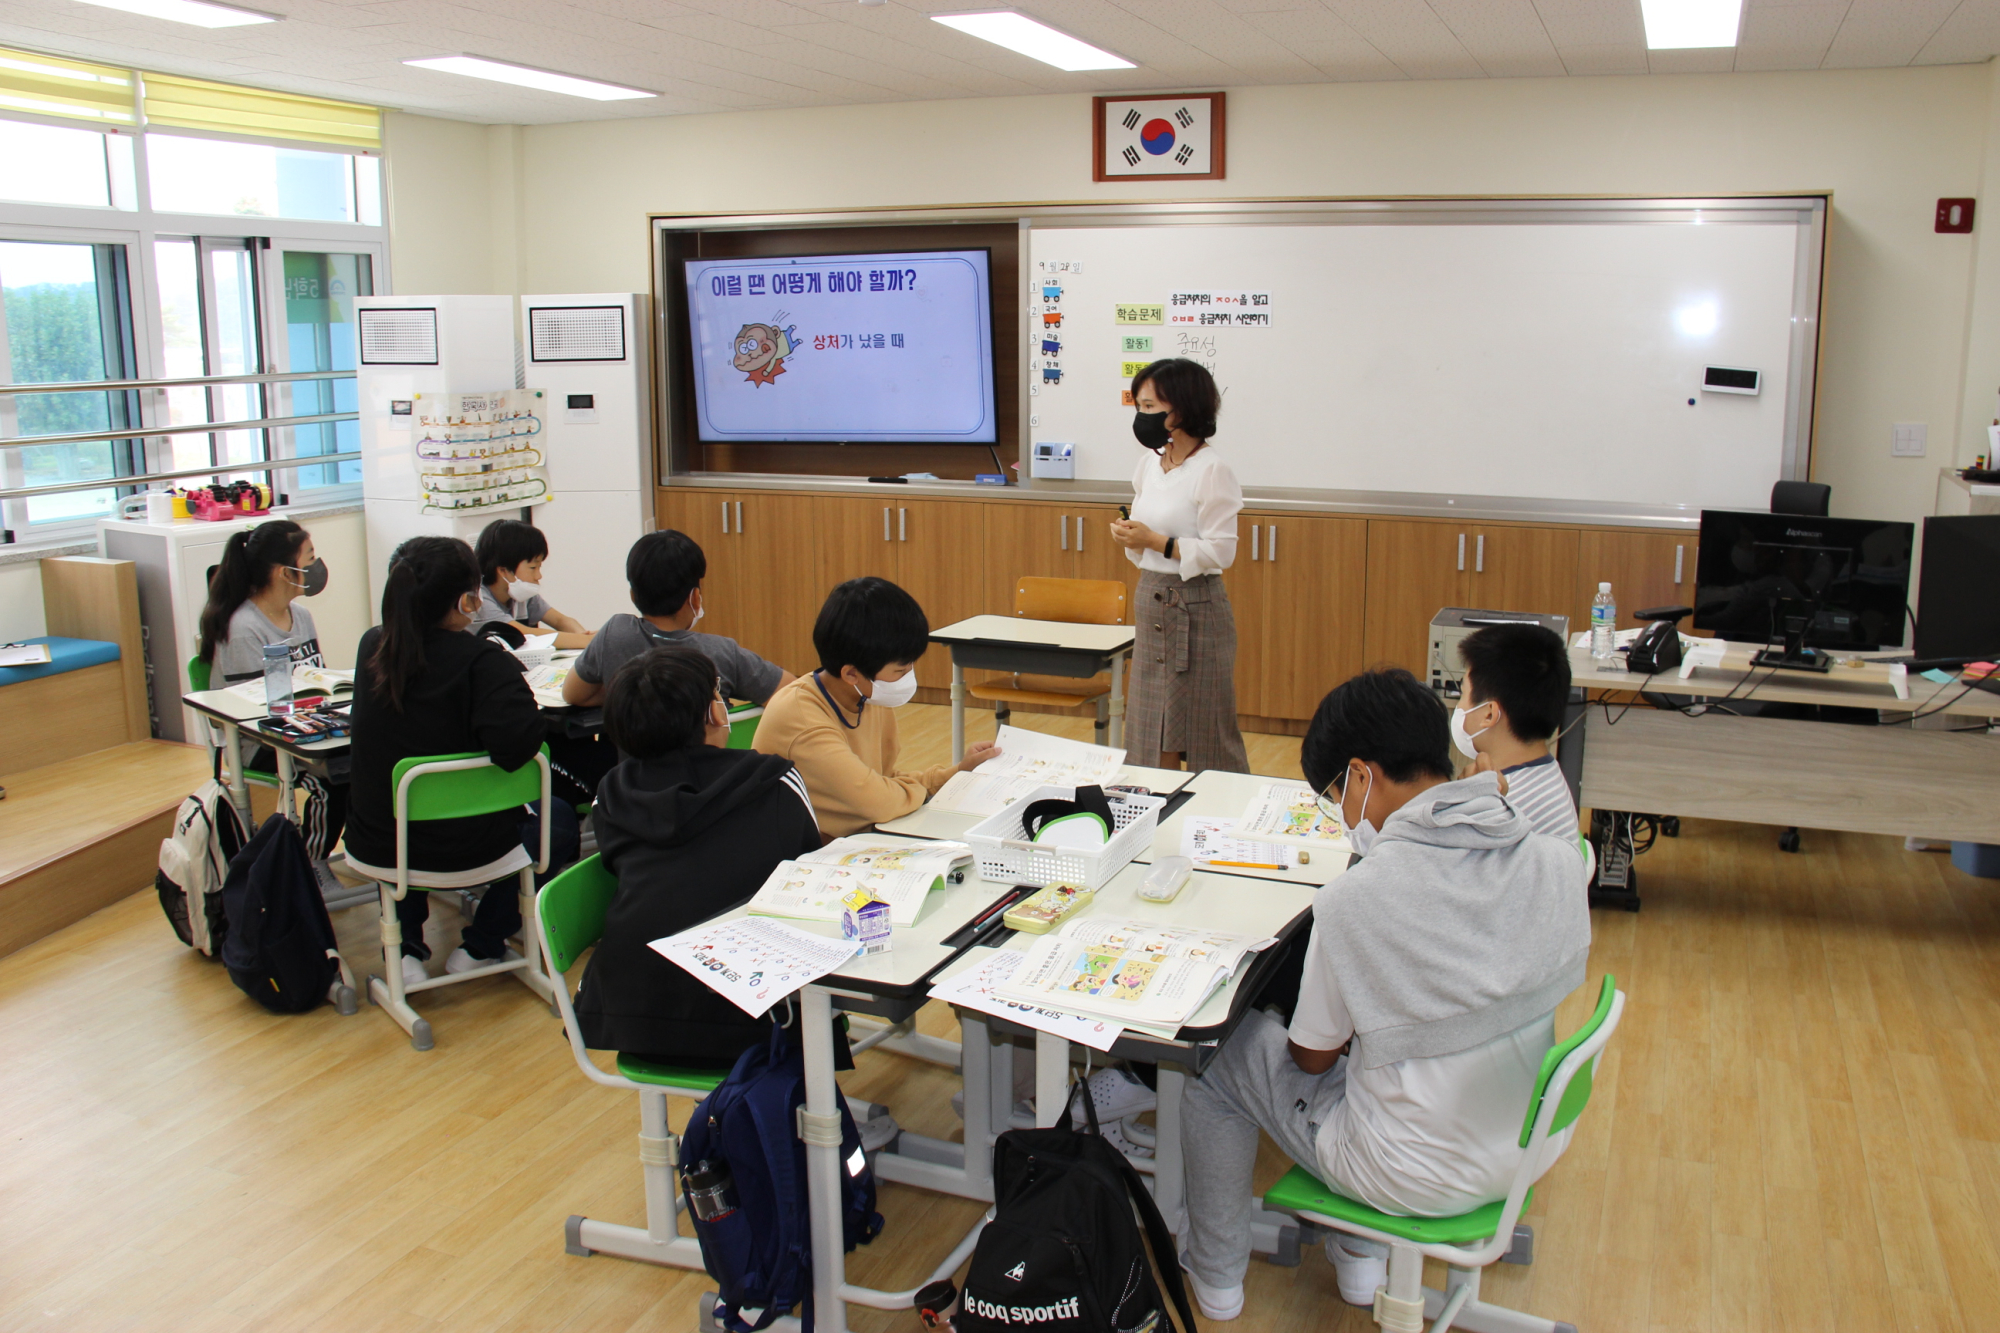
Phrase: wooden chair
[{"left": 967, "top": 577, "right": 1128, "bottom": 743}]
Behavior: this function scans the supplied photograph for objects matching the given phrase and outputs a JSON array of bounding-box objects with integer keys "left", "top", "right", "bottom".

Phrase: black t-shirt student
[{"left": 575, "top": 744, "right": 821, "bottom": 1062}]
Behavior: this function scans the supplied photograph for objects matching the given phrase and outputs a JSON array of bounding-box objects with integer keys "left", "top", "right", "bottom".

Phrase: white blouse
[{"left": 1126, "top": 446, "right": 1243, "bottom": 580}]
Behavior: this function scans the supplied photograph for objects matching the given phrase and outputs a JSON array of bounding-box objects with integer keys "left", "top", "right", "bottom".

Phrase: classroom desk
[
  {"left": 1567, "top": 644, "right": 2000, "bottom": 844},
  {"left": 1133, "top": 768, "right": 1347, "bottom": 887},
  {"left": 928, "top": 614, "right": 1137, "bottom": 764},
  {"left": 874, "top": 763, "right": 1194, "bottom": 842}
]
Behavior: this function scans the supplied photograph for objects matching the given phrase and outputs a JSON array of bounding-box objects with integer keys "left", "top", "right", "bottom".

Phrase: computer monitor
[
  {"left": 1914, "top": 515, "right": 2000, "bottom": 662},
  {"left": 1692, "top": 509, "right": 1914, "bottom": 654}
]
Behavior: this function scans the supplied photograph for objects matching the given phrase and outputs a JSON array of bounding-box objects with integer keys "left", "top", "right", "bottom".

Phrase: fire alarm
[{"left": 1937, "top": 198, "right": 1976, "bottom": 233}]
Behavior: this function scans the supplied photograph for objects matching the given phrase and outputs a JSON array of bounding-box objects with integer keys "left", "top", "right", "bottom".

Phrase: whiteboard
[{"left": 1025, "top": 202, "right": 1821, "bottom": 511}]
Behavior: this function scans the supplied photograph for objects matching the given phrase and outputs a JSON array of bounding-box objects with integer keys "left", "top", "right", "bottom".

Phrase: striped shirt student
[
  {"left": 1450, "top": 621, "right": 1584, "bottom": 854},
  {"left": 1500, "top": 755, "right": 1579, "bottom": 841}
]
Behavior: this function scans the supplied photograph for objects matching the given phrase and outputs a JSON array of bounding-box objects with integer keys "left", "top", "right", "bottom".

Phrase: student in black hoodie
[
  {"left": 346, "top": 536, "right": 579, "bottom": 993},
  {"left": 573, "top": 642, "right": 823, "bottom": 1065}
]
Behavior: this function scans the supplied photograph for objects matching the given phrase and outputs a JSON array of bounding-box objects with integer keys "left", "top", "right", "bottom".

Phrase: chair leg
[
  {"left": 511, "top": 868, "right": 557, "bottom": 1009},
  {"left": 563, "top": 1089, "right": 705, "bottom": 1269},
  {"left": 1095, "top": 694, "right": 1110, "bottom": 745},
  {"left": 1375, "top": 1241, "right": 1427, "bottom": 1333},
  {"left": 995, "top": 702, "right": 1010, "bottom": 729},
  {"left": 365, "top": 883, "right": 433, "bottom": 1051}
]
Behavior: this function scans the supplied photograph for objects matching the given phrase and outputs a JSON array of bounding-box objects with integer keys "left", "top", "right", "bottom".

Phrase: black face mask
[
  {"left": 1132, "top": 410, "right": 1171, "bottom": 452},
  {"left": 288, "top": 558, "right": 329, "bottom": 597}
]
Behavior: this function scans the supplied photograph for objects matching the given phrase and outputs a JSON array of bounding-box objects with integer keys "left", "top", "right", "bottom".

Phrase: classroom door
[
  {"left": 1362, "top": 521, "right": 1469, "bottom": 675},
  {"left": 1252, "top": 514, "right": 1368, "bottom": 721},
  {"left": 1576, "top": 529, "right": 1701, "bottom": 634}
]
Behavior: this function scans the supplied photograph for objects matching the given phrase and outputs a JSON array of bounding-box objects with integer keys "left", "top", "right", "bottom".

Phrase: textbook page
[
  {"left": 993, "top": 918, "right": 1275, "bottom": 1032},
  {"left": 976, "top": 725, "right": 1125, "bottom": 786},
  {"left": 746, "top": 860, "right": 942, "bottom": 927},
  {"left": 929, "top": 949, "right": 1125, "bottom": 1052},
  {"left": 1181, "top": 817, "right": 1298, "bottom": 869},
  {"left": 650, "top": 916, "right": 861, "bottom": 1018},
  {"left": 1235, "top": 782, "right": 1350, "bottom": 848},
  {"left": 804, "top": 836, "right": 971, "bottom": 881}
]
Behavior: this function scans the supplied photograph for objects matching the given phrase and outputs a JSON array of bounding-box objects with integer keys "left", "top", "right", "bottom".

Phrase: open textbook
[
  {"left": 993, "top": 918, "right": 1277, "bottom": 1037},
  {"left": 1234, "top": 781, "right": 1350, "bottom": 848},
  {"left": 929, "top": 725, "right": 1126, "bottom": 816},
  {"left": 1181, "top": 817, "right": 1298, "bottom": 869},
  {"left": 745, "top": 839, "right": 970, "bottom": 928}
]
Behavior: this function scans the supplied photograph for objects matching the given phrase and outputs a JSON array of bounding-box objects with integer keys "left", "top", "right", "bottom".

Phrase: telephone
[{"left": 1626, "top": 606, "right": 1692, "bottom": 674}]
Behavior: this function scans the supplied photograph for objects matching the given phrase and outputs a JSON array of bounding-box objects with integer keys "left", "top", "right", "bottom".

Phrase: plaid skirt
[{"left": 1126, "top": 569, "right": 1250, "bottom": 773}]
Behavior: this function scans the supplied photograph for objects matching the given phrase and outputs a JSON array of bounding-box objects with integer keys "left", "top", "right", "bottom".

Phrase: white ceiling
[{"left": 1, "top": 0, "right": 1997, "bottom": 125}]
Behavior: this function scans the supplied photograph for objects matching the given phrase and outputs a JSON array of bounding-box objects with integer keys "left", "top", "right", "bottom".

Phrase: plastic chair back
[
  {"left": 1014, "top": 577, "right": 1126, "bottom": 626},
  {"left": 394, "top": 746, "right": 549, "bottom": 821},
  {"left": 188, "top": 656, "right": 211, "bottom": 692},
  {"left": 1519, "top": 974, "right": 1616, "bottom": 1148},
  {"left": 539, "top": 854, "right": 616, "bottom": 974}
]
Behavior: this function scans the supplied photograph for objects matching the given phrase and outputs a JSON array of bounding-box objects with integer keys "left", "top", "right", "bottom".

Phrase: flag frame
[{"left": 1092, "top": 91, "right": 1226, "bottom": 183}]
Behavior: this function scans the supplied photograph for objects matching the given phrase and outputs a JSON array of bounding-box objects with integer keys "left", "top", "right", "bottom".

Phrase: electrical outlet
[{"left": 1892, "top": 422, "right": 1928, "bottom": 457}]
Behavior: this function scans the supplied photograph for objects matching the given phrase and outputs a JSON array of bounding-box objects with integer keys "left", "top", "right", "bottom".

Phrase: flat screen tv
[
  {"left": 1692, "top": 509, "right": 1914, "bottom": 651},
  {"left": 684, "top": 248, "right": 996, "bottom": 444}
]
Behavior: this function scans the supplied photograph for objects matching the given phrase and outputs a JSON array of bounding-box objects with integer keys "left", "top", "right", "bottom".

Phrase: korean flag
[{"left": 1103, "top": 97, "right": 1216, "bottom": 178}]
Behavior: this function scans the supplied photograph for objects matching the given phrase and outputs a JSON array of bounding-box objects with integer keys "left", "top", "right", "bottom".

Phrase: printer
[{"left": 1428, "top": 608, "right": 1571, "bottom": 699}]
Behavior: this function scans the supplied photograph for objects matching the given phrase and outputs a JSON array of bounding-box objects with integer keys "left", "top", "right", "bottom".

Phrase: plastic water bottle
[
  {"left": 263, "top": 642, "right": 294, "bottom": 716},
  {"left": 1590, "top": 582, "right": 1617, "bottom": 659}
]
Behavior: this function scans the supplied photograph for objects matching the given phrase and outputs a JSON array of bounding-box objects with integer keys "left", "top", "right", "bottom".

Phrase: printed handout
[
  {"left": 993, "top": 918, "right": 1276, "bottom": 1035},
  {"left": 747, "top": 859, "right": 943, "bottom": 928},
  {"left": 650, "top": 916, "right": 861, "bottom": 1018},
  {"left": 1180, "top": 816, "right": 1297, "bottom": 869},
  {"left": 928, "top": 949, "right": 1124, "bottom": 1052},
  {"left": 1234, "top": 782, "right": 1349, "bottom": 846},
  {"left": 805, "top": 836, "right": 971, "bottom": 881},
  {"left": 927, "top": 726, "right": 1127, "bottom": 816}
]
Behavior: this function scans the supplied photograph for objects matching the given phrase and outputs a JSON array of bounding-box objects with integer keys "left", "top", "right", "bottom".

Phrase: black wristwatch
[{"left": 1163, "top": 537, "right": 1177, "bottom": 560}]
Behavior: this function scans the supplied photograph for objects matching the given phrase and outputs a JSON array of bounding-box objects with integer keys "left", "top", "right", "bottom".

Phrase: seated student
[
  {"left": 1453, "top": 622, "right": 1581, "bottom": 841},
  {"left": 1177, "top": 668, "right": 1591, "bottom": 1320},
  {"left": 470, "top": 518, "right": 595, "bottom": 650},
  {"left": 562, "top": 529, "right": 795, "bottom": 711},
  {"left": 196, "top": 518, "right": 347, "bottom": 892},
  {"left": 754, "top": 577, "right": 997, "bottom": 839},
  {"left": 345, "top": 536, "right": 579, "bottom": 991},
  {"left": 572, "top": 642, "right": 822, "bottom": 1064}
]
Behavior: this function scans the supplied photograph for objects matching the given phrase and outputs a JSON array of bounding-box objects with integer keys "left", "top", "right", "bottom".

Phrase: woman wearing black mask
[{"left": 1108, "top": 358, "right": 1250, "bottom": 773}]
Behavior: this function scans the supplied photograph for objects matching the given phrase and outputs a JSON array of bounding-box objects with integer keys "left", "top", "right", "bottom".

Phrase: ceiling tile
[{"left": 1821, "top": 0, "right": 1960, "bottom": 68}]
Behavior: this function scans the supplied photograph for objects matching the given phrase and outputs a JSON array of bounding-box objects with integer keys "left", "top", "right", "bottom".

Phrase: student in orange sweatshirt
[{"left": 754, "top": 577, "right": 997, "bottom": 839}]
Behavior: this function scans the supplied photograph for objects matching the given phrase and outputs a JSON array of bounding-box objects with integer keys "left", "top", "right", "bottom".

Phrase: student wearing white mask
[
  {"left": 471, "top": 519, "right": 594, "bottom": 650},
  {"left": 1451, "top": 622, "right": 1582, "bottom": 845},
  {"left": 1176, "top": 668, "right": 1591, "bottom": 1320},
  {"left": 754, "top": 577, "right": 998, "bottom": 839}
]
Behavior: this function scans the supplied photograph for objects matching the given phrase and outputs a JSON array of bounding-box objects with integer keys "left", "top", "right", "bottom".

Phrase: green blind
[
  {"left": 0, "top": 46, "right": 135, "bottom": 124},
  {"left": 142, "top": 73, "right": 379, "bottom": 149}
]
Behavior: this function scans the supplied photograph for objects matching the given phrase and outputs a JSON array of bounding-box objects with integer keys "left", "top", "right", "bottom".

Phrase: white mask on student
[
  {"left": 506, "top": 572, "right": 540, "bottom": 617},
  {"left": 1337, "top": 765, "right": 1377, "bottom": 855},
  {"left": 865, "top": 670, "right": 920, "bottom": 709},
  {"left": 1450, "top": 703, "right": 1494, "bottom": 760}
]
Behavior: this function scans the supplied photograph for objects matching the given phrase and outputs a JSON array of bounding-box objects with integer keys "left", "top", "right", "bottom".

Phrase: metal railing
[{"left": 0, "top": 368, "right": 359, "bottom": 503}]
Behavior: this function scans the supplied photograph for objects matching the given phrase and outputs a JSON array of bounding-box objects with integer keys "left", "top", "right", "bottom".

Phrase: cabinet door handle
[
  {"left": 1268, "top": 524, "right": 1277, "bottom": 563},
  {"left": 1074, "top": 514, "right": 1082, "bottom": 552},
  {"left": 1475, "top": 534, "right": 1485, "bottom": 573},
  {"left": 883, "top": 507, "right": 891, "bottom": 541},
  {"left": 899, "top": 507, "right": 907, "bottom": 542},
  {"left": 1060, "top": 514, "right": 1068, "bottom": 551},
  {"left": 1674, "top": 544, "right": 1685, "bottom": 584},
  {"left": 721, "top": 501, "right": 730, "bottom": 535},
  {"left": 1457, "top": 533, "right": 1466, "bottom": 572},
  {"left": 735, "top": 501, "right": 743, "bottom": 533},
  {"left": 1250, "top": 525, "right": 1259, "bottom": 561}
]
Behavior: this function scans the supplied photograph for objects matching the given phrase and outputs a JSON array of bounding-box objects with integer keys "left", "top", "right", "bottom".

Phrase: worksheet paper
[
  {"left": 747, "top": 860, "right": 942, "bottom": 927},
  {"left": 994, "top": 918, "right": 1276, "bottom": 1036},
  {"left": 650, "top": 917, "right": 861, "bottom": 1018},
  {"left": 929, "top": 949, "right": 1125, "bottom": 1052},
  {"left": 1234, "top": 782, "right": 1349, "bottom": 847},
  {"left": 805, "top": 836, "right": 971, "bottom": 880},
  {"left": 928, "top": 726, "right": 1127, "bottom": 815},
  {"left": 0, "top": 643, "right": 52, "bottom": 666},
  {"left": 1180, "top": 817, "right": 1298, "bottom": 869}
]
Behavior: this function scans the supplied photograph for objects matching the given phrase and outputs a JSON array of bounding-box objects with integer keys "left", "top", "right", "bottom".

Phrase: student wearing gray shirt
[
  {"left": 563, "top": 530, "right": 794, "bottom": 711},
  {"left": 471, "top": 518, "right": 595, "bottom": 649},
  {"left": 195, "top": 519, "right": 347, "bottom": 880}
]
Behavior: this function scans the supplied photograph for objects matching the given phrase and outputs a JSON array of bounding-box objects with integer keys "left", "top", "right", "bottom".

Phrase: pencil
[{"left": 1206, "top": 859, "right": 1287, "bottom": 870}]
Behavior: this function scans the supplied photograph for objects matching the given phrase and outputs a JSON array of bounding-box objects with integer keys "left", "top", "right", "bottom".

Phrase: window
[
  {"left": 147, "top": 135, "right": 381, "bottom": 225},
  {"left": 278, "top": 250, "right": 372, "bottom": 488},
  {"left": 0, "top": 120, "right": 134, "bottom": 209}
]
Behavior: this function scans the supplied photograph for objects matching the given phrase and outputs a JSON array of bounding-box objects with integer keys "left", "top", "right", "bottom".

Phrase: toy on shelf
[{"left": 183, "top": 481, "right": 274, "bottom": 521}]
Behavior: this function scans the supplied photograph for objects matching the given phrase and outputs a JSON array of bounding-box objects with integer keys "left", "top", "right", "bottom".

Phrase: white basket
[{"left": 963, "top": 784, "right": 1166, "bottom": 890}]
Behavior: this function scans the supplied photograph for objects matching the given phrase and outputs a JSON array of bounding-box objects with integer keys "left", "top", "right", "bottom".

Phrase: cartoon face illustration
[{"left": 732, "top": 321, "right": 799, "bottom": 386}]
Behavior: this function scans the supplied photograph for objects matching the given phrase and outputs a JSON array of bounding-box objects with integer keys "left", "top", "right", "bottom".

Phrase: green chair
[
  {"left": 353, "top": 749, "right": 558, "bottom": 1051},
  {"left": 1263, "top": 976, "right": 1625, "bottom": 1333},
  {"left": 187, "top": 655, "right": 283, "bottom": 800},
  {"left": 537, "top": 854, "right": 724, "bottom": 1269},
  {"left": 725, "top": 701, "right": 763, "bottom": 750}
]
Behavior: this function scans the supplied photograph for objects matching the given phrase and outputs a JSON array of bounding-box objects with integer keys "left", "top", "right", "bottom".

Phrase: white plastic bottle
[{"left": 1590, "top": 582, "right": 1617, "bottom": 659}]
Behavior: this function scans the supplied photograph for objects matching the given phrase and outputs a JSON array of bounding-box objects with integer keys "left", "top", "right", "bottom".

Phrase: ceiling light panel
[
  {"left": 930, "top": 11, "right": 1135, "bottom": 72},
  {"left": 1641, "top": 0, "right": 1742, "bottom": 50},
  {"left": 403, "top": 55, "right": 656, "bottom": 101},
  {"left": 71, "top": 0, "right": 274, "bottom": 27}
]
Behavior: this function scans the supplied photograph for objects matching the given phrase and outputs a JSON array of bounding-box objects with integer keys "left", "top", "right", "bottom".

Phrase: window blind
[
  {"left": 0, "top": 46, "right": 135, "bottom": 124},
  {"left": 141, "top": 73, "right": 379, "bottom": 149}
]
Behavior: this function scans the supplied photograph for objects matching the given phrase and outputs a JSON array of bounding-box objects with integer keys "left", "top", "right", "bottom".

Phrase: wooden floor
[{"left": 4, "top": 706, "right": 2000, "bottom": 1331}]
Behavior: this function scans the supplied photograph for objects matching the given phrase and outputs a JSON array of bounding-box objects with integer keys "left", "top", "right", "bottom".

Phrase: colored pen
[{"left": 1206, "top": 859, "right": 1288, "bottom": 871}]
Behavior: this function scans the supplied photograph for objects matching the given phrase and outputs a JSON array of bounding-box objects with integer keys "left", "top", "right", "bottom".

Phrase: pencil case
[{"left": 1003, "top": 882, "right": 1093, "bottom": 935}]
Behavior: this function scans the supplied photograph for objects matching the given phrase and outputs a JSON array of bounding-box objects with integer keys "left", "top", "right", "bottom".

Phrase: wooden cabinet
[
  {"left": 654, "top": 488, "right": 820, "bottom": 678},
  {"left": 1361, "top": 520, "right": 1580, "bottom": 675},
  {"left": 1235, "top": 513, "right": 1368, "bottom": 720},
  {"left": 812, "top": 495, "right": 984, "bottom": 687},
  {"left": 1576, "top": 529, "right": 1704, "bottom": 634},
  {"left": 981, "top": 502, "right": 1139, "bottom": 611}
]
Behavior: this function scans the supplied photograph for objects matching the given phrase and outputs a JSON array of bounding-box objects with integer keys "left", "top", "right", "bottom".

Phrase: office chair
[{"left": 1771, "top": 480, "right": 1831, "bottom": 517}]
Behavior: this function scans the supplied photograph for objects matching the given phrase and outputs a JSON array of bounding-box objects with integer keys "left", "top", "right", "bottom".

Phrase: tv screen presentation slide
[{"left": 685, "top": 249, "right": 996, "bottom": 444}]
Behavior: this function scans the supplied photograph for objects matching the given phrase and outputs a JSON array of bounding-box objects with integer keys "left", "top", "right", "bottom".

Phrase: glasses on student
[{"left": 1314, "top": 772, "right": 1345, "bottom": 825}]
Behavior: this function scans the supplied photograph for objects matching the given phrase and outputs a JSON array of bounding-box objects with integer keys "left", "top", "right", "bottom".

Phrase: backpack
[
  {"left": 218, "top": 814, "right": 343, "bottom": 1013},
  {"left": 678, "top": 1015, "right": 883, "bottom": 1331},
  {"left": 957, "top": 1081, "right": 1198, "bottom": 1333},
  {"left": 157, "top": 778, "right": 248, "bottom": 956}
]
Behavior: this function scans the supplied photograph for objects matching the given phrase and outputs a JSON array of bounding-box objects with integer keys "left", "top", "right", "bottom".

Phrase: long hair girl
[
  {"left": 368, "top": 536, "right": 481, "bottom": 712},
  {"left": 197, "top": 519, "right": 308, "bottom": 664}
]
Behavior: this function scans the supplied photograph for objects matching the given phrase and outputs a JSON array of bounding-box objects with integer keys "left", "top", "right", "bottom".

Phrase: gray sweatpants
[{"left": 1180, "top": 1010, "right": 1384, "bottom": 1287}]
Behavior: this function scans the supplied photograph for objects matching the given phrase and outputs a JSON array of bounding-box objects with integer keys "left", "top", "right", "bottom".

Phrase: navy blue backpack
[{"left": 679, "top": 1013, "right": 883, "bottom": 1332}]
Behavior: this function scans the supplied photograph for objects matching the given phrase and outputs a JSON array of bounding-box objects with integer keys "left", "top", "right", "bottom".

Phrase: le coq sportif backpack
[
  {"left": 958, "top": 1079, "right": 1198, "bottom": 1333},
  {"left": 157, "top": 777, "right": 248, "bottom": 956},
  {"left": 677, "top": 1012, "right": 883, "bottom": 1332},
  {"left": 218, "top": 814, "right": 344, "bottom": 1014}
]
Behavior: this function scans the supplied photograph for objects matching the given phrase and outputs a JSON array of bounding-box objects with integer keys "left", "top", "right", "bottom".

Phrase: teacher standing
[{"left": 1109, "top": 358, "right": 1250, "bottom": 774}]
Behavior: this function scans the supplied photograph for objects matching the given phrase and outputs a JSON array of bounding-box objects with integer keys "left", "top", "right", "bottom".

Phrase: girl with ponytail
[
  {"left": 196, "top": 518, "right": 347, "bottom": 883},
  {"left": 346, "top": 536, "right": 578, "bottom": 986}
]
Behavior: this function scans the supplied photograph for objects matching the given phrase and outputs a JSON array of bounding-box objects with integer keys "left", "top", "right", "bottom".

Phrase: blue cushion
[{"left": 0, "top": 636, "right": 120, "bottom": 687}]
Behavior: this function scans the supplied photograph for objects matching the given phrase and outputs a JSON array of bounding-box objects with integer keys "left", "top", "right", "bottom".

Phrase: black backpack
[
  {"left": 958, "top": 1081, "right": 1198, "bottom": 1333},
  {"left": 218, "top": 814, "right": 345, "bottom": 1014}
]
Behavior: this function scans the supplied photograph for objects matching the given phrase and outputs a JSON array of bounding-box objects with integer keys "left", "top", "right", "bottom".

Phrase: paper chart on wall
[
  {"left": 928, "top": 949, "right": 1124, "bottom": 1052},
  {"left": 650, "top": 916, "right": 861, "bottom": 1018}
]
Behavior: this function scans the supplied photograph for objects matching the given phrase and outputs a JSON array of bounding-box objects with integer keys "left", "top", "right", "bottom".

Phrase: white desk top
[
  {"left": 876, "top": 764, "right": 1195, "bottom": 841},
  {"left": 1567, "top": 644, "right": 2000, "bottom": 720},
  {"left": 1135, "top": 770, "right": 1348, "bottom": 887},
  {"left": 931, "top": 614, "right": 1136, "bottom": 654}
]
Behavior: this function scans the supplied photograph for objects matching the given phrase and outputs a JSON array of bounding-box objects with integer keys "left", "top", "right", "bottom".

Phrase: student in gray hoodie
[{"left": 1178, "top": 668, "right": 1592, "bottom": 1320}]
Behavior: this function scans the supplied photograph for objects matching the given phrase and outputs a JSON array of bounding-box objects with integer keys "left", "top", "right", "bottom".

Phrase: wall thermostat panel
[
  {"left": 1703, "top": 366, "right": 1761, "bottom": 395},
  {"left": 563, "top": 392, "right": 598, "bottom": 425}
]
